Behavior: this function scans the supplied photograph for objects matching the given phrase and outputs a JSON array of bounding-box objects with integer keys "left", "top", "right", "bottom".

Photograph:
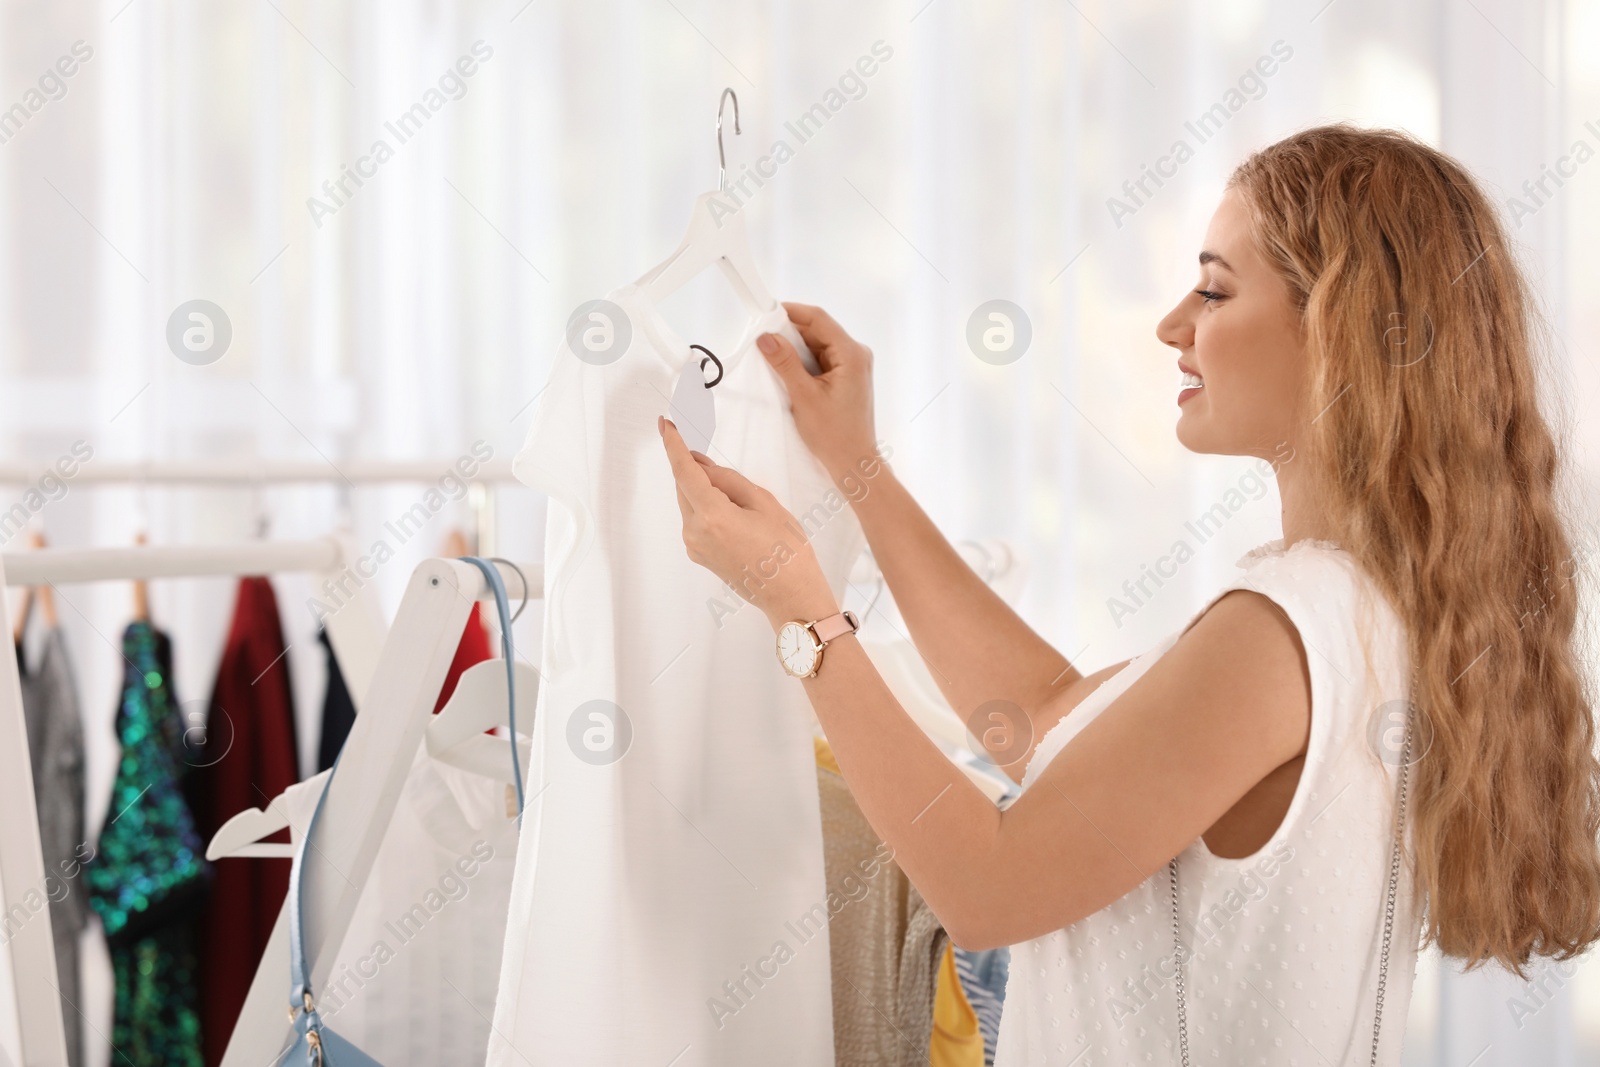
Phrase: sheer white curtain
[{"left": 1, "top": 0, "right": 1598, "bottom": 1064}]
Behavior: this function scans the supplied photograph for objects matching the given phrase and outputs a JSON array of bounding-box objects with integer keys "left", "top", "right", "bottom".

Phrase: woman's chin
[
  {"left": 1175, "top": 413, "right": 1241, "bottom": 457},
  {"left": 1175, "top": 408, "right": 1210, "bottom": 454}
]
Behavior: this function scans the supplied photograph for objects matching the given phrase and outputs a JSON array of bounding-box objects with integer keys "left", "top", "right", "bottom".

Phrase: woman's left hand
[{"left": 658, "top": 415, "right": 838, "bottom": 625}]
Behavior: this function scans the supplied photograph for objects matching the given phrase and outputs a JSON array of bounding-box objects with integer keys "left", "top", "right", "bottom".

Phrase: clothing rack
[
  {"left": 0, "top": 525, "right": 1021, "bottom": 1067},
  {"left": 218, "top": 541, "right": 1022, "bottom": 1067},
  {"left": 217, "top": 553, "right": 528, "bottom": 1067},
  {"left": 0, "top": 536, "right": 400, "bottom": 1067},
  {"left": 0, "top": 456, "right": 521, "bottom": 581}
]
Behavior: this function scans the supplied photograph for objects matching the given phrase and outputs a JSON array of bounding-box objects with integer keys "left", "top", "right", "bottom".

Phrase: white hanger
[
  {"left": 636, "top": 88, "right": 778, "bottom": 317},
  {"left": 636, "top": 89, "right": 822, "bottom": 378},
  {"left": 208, "top": 646, "right": 536, "bottom": 860},
  {"left": 425, "top": 658, "right": 537, "bottom": 784},
  {"left": 205, "top": 794, "right": 303, "bottom": 860}
]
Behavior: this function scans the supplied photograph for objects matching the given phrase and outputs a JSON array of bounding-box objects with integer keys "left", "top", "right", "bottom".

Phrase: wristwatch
[{"left": 775, "top": 610, "right": 861, "bottom": 679}]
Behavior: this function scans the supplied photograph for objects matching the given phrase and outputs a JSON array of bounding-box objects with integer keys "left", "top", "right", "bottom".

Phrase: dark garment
[
  {"left": 314, "top": 628, "right": 356, "bottom": 772},
  {"left": 85, "top": 621, "right": 208, "bottom": 1067},
  {"left": 17, "top": 626, "right": 89, "bottom": 1067},
  {"left": 110, "top": 923, "right": 203, "bottom": 1065},
  {"left": 183, "top": 577, "right": 300, "bottom": 1067},
  {"left": 315, "top": 602, "right": 490, "bottom": 773}
]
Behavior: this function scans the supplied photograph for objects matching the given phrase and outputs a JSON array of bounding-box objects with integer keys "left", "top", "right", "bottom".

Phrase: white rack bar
[
  {"left": 0, "top": 459, "right": 520, "bottom": 485},
  {"left": 1, "top": 537, "right": 346, "bottom": 586}
]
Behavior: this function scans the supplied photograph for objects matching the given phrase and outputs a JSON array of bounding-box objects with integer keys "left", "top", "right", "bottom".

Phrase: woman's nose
[{"left": 1156, "top": 300, "right": 1193, "bottom": 351}]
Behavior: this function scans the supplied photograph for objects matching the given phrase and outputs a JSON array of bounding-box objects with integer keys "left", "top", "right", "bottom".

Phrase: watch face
[{"left": 777, "top": 622, "right": 820, "bottom": 677}]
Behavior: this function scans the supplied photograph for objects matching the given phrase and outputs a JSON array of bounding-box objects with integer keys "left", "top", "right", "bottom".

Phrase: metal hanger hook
[{"left": 716, "top": 88, "right": 740, "bottom": 192}]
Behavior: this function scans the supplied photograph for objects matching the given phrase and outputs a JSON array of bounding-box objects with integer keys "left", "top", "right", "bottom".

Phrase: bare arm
[
  {"left": 762, "top": 304, "right": 1084, "bottom": 770},
  {"left": 658, "top": 419, "right": 1313, "bottom": 950},
  {"left": 788, "top": 586, "right": 1311, "bottom": 949}
]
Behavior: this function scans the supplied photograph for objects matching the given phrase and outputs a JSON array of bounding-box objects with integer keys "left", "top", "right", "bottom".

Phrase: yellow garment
[
  {"left": 815, "top": 733, "right": 840, "bottom": 775},
  {"left": 930, "top": 942, "right": 984, "bottom": 1067}
]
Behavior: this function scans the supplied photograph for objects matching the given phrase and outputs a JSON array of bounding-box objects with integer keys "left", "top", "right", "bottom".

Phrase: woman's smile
[{"left": 1178, "top": 362, "right": 1204, "bottom": 405}]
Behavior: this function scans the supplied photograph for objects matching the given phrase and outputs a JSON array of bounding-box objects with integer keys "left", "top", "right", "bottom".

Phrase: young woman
[{"left": 658, "top": 123, "right": 1600, "bottom": 1064}]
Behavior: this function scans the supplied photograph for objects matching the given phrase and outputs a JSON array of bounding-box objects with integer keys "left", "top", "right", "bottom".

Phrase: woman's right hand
[{"left": 758, "top": 302, "right": 880, "bottom": 482}]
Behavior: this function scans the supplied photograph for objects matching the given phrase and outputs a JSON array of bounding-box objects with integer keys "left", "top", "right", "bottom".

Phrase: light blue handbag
[{"left": 282, "top": 557, "right": 525, "bottom": 1065}]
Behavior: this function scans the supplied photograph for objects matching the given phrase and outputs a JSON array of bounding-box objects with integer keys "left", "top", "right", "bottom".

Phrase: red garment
[
  {"left": 186, "top": 577, "right": 299, "bottom": 1067},
  {"left": 434, "top": 600, "right": 492, "bottom": 712}
]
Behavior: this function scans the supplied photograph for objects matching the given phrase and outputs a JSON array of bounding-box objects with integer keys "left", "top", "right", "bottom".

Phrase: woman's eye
[{"left": 1194, "top": 288, "right": 1225, "bottom": 304}]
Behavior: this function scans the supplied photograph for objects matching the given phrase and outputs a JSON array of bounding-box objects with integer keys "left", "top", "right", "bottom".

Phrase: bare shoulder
[
  {"left": 1046, "top": 589, "right": 1313, "bottom": 770},
  {"left": 1165, "top": 587, "right": 1312, "bottom": 756},
  {"left": 1052, "top": 586, "right": 1309, "bottom": 710},
  {"left": 1181, "top": 587, "right": 1307, "bottom": 666},
  {"left": 976, "top": 587, "right": 1317, "bottom": 943},
  {"left": 1025, "top": 588, "right": 1311, "bottom": 777}
]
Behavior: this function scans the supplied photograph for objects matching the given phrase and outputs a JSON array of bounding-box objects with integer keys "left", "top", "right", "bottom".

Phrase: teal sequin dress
[{"left": 87, "top": 621, "right": 209, "bottom": 1066}]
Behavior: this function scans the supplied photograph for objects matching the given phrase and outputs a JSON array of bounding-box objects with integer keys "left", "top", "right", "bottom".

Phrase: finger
[
  {"left": 756, "top": 331, "right": 821, "bottom": 396},
  {"left": 781, "top": 303, "right": 855, "bottom": 371},
  {"left": 700, "top": 461, "right": 773, "bottom": 511},
  {"left": 659, "top": 416, "right": 723, "bottom": 513}
]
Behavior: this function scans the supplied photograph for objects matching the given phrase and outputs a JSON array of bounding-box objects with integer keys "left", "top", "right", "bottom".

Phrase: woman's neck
[{"left": 1276, "top": 456, "right": 1337, "bottom": 547}]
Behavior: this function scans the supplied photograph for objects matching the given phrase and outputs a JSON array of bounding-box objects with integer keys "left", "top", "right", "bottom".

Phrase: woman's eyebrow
[{"left": 1198, "top": 250, "right": 1235, "bottom": 273}]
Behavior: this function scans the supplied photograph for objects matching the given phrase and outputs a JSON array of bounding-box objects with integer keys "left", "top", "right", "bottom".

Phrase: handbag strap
[
  {"left": 287, "top": 746, "right": 341, "bottom": 1030},
  {"left": 458, "top": 556, "right": 525, "bottom": 825},
  {"left": 288, "top": 557, "right": 526, "bottom": 1025},
  {"left": 286, "top": 763, "right": 385, "bottom": 1065}
]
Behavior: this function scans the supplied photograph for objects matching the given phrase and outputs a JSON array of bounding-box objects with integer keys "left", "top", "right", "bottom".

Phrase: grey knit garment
[
  {"left": 818, "top": 757, "right": 948, "bottom": 1066},
  {"left": 18, "top": 626, "right": 88, "bottom": 1066}
]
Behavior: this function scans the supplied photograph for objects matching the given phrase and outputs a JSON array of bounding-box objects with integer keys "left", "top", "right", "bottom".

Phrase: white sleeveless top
[{"left": 996, "top": 538, "right": 1425, "bottom": 1066}]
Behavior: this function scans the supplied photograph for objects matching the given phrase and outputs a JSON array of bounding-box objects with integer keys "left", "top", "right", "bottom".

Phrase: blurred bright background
[{"left": 1, "top": 0, "right": 1599, "bottom": 1063}]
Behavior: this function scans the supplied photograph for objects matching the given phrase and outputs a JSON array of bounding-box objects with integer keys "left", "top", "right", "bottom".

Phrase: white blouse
[{"left": 491, "top": 284, "right": 864, "bottom": 1065}]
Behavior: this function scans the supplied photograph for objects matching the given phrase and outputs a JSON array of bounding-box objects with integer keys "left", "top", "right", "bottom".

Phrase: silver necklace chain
[{"left": 1169, "top": 710, "right": 1413, "bottom": 1067}]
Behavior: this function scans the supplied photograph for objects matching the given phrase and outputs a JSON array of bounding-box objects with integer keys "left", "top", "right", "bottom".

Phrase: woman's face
[{"left": 1156, "top": 186, "right": 1307, "bottom": 462}]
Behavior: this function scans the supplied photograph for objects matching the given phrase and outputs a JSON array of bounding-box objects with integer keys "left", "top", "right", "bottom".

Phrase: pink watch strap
[{"left": 809, "top": 610, "right": 860, "bottom": 645}]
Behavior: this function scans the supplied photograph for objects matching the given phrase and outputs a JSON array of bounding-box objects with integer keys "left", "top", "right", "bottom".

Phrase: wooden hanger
[
  {"left": 10, "top": 529, "right": 54, "bottom": 644},
  {"left": 441, "top": 526, "right": 469, "bottom": 559},
  {"left": 131, "top": 530, "right": 150, "bottom": 621}
]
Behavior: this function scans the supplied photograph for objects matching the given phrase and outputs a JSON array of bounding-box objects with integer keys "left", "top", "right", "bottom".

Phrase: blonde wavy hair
[{"left": 1229, "top": 123, "right": 1600, "bottom": 977}]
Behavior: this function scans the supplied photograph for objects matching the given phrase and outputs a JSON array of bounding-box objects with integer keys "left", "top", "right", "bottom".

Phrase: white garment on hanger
[
  {"left": 280, "top": 743, "right": 520, "bottom": 1066},
  {"left": 490, "top": 284, "right": 864, "bottom": 1065}
]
